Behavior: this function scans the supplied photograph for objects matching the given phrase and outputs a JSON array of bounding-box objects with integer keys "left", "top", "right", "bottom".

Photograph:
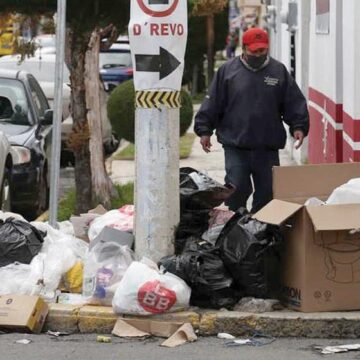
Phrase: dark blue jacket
[{"left": 194, "top": 57, "right": 309, "bottom": 150}]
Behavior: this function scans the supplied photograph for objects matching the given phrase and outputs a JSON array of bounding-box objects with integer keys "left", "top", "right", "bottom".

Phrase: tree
[
  {"left": 192, "top": 0, "right": 228, "bottom": 84},
  {"left": 0, "top": 0, "right": 130, "bottom": 213},
  {"left": 184, "top": 10, "right": 228, "bottom": 94}
]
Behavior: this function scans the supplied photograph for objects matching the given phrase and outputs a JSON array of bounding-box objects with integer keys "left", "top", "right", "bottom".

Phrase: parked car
[
  {"left": 0, "top": 53, "right": 119, "bottom": 166},
  {"left": 0, "top": 69, "right": 53, "bottom": 220},
  {"left": 0, "top": 53, "right": 71, "bottom": 119},
  {"left": 100, "top": 43, "right": 133, "bottom": 92},
  {"left": 0, "top": 131, "right": 13, "bottom": 212}
]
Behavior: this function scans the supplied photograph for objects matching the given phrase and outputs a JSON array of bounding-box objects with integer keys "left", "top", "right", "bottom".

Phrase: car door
[{"left": 27, "top": 75, "right": 52, "bottom": 177}]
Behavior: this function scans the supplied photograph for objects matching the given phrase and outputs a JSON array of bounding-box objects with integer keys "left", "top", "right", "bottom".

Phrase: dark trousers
[{"left": 223, "top": 146, "right": 280, "bottom": 213}]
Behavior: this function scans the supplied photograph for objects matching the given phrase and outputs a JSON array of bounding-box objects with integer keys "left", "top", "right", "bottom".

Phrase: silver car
[{"left": 0, "top": 131, "right": 13, "bottom": 211}]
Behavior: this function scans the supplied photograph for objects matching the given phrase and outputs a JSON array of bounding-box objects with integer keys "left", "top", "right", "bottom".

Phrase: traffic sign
[{"left": 129, "top": 0, "right": 187, "bottom": 91}]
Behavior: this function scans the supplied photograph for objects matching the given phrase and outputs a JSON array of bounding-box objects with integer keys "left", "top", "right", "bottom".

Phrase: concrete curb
[{"left": 44, "top": 304, "right": 360, "bottom": 338}]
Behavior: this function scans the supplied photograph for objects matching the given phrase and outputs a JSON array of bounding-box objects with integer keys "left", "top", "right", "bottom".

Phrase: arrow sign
[{"left": 135, "top": 47, "right": 181, "bottom": 80}]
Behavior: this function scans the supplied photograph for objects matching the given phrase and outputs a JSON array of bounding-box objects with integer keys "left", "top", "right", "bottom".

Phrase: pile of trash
[
  {"left": 0, "top": 167, "right": 288, "bottom": 318},
  {"left": 159, "top": 167, "right": 284, "bottom": 309},
  {"left": 7, "top": 167, "right": 360, "bottom": 319}
]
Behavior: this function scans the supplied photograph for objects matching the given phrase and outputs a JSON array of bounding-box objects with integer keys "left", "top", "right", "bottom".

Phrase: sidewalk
[
  {"left": 45, "top": 303, "right": 360, "bottom": 338},
  {"left": 110, "top": 105, "right": 296, "bottom": 185}
]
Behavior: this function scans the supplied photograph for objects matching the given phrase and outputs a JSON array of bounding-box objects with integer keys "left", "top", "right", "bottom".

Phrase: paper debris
[
  {"left": 316, "top": 344, "right": 360, "bottom": 355},
  {"left": 15, "top": 339, "right": 32, "bottom": 345},
  {"left": 112, "top": 319, "right": 150, "bottom": 338},
  {"left": 217, "top": 333, "right": 236, "bottom": 340},
  {"left": 112, "top": 318, "right": 183, "bottom": 338},
  {"left": 160, "top": 323, "right": 197, "bottom": 348}
]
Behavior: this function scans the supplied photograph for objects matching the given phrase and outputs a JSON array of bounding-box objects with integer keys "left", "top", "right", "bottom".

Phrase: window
[
  {"left": 28, "top": 76, "right": 49, "bottom": 118},
  {"left": 0, "top": 78, "right": 29, "bottom": 125}
]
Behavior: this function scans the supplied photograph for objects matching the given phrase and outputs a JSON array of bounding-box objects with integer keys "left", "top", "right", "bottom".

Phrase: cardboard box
[
  {"left": 0, "top": 295, "right": 49, "bottom": 333},
  {"left": 89, "top": 226, "right": 134, "bottom": 250},
  {"left": 254, "top": 162, "right": 360, "bottom": 312}
]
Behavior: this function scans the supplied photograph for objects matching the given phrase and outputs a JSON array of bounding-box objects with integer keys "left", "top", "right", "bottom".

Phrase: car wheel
[{"left": 0, "top": 170, "right": 11, "bottom": 212}]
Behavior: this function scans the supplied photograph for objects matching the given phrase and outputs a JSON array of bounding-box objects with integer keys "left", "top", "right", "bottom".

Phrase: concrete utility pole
[
  {"left": 49, "top": 0, "right": 66, "bottom": 227},
  {"left": 129, "top": 0, "right": 188, "bottom": 262}
]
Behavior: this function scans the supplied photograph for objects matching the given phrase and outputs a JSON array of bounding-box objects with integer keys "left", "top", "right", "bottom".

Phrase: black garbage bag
[
  {"left": 0, "top": 218, "right": 46, "bottom": 267},
  {"left": 216, "top": 209, "right": 283, "bottom": 299},
  {"left": 175, "top": 209, "right": 210, "bottom": 254},
  {"left": 180, "top": 167, "right": 235, "bottom": 210},
  {"left": 159, "top": 238, "right": 241, "bottom": 309}
]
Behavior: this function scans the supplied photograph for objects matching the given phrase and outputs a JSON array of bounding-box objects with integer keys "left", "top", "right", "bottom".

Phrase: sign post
[{"left": 129, "top": 0, "right": 188, "bottom": 261}]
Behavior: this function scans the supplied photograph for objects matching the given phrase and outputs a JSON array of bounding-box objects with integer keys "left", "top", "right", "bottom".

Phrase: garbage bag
[
  {"left": 83, "top": 241, "right": 134, "bottom": 306},
  {"left": 326, "top": 178, "right": 360, "bottom": 205},
  {"left": 112, "top": 259, "right": 191, "bottom": 315},
  {"left": 88, "top": 205, "right": 134, "bottom": 241},
  {"left": 175, "top": 209, "right": 210, "bottom": 254},
  {"left": 0, "top": 218, "right": 45, "bottom": 267},
  {"left": 216, "top": 209, "right": 283, "bottom": 299},
  {"left": 180, "top": 167, "right": 235, "bottom": 210},
  {"left": 159, "top": 239, "right": 241, "bottom": 309}
]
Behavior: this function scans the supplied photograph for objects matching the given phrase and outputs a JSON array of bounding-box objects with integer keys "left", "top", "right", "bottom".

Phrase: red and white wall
[
  {"left": 342, "top": 1, "right": 360, "bottom": 162},
  {"left": 308, "top": 0, "right": 343, "bottom": 164},
  {"left": 271, "top": 0, "right": 360, "bottom": 164}
]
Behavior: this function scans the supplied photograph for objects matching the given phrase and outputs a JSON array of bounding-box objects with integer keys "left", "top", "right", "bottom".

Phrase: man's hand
[
  {"left": 294, "top": 130, "right": 305, "bottom": 149},
  {"left": 200, "top": 135, "right": 212, "bottom": 153}
]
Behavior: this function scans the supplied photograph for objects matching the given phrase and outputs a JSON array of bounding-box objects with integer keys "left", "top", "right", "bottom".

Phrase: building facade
[{"left": 268, "top": 0, "right": 360, "bottom": 164}]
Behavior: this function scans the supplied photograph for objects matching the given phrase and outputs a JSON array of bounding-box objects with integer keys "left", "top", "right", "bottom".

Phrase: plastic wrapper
[
  {"left": 112, "top": 259, "right": 191, "bottom": 315},
  {"left": 88, "top": 205, "right": 134, "bottom": 241},
  {"left": 83, "top": 241, "right": 134, "bottom": 306},
  {"left": 0, "top": 222, "right": 88, "bottom": 297},
  {"left": 180, "top": 167, "right": 235, "bottom": 210},
  {"left": 0, "top": 218, "right": 45, "bottom": 267},
  {"left": 216, "top": 209, "right": 283, "bottom": 299},
  {"left": 202, "top": 225, "right": 226, "bottom": 245},
  {"left": 326, "top": 178, "right": 360, "bottom": 205},
  {"left": 159, "top": 239, "right": 241, "bottom": 309}
]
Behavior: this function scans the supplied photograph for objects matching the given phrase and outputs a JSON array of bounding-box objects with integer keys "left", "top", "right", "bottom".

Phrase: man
[{"left": 194, "top": 28, "right": 309, "bottom": 213}]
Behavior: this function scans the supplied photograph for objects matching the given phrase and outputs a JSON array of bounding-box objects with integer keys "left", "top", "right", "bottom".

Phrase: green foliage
[
  {"left": 57, "top": 183, "right": 134, "bottom": 221},
  {"left": 107, "top": 80, "right": 194, "bottom": 144},
  {"left": 183, "top": 9, "right": 229, "bottom": 88},
  {"left": 0, "top": 0, "right": 130, "bottom": 34},
  {"left": 113, "top": 133, "right": 196, "bottom": 161}
]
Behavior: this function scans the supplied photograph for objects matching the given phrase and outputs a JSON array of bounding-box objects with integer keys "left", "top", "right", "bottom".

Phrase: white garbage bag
[
  {"left": 326, "top": 178, "right": 360, "bottom": 205},
  {"left": 112, "top": 259, "right": 191, "bottom": 315},
  {"left": 88, "top": 205, "right": 134, "bottom": 241},
  {"left": 82, "top": 241, "right": 134, "bottom": 306},
  {"left": 0, "top": 221, "right": 89, "bottom": 298}
]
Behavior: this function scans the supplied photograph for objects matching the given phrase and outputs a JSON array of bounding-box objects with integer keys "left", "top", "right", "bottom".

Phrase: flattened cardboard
[
  {"left": 0, "top": 295, "right": 49, "bottom": 333},
  {"left": 112, "top": 318, "right": 183, "bottom": 338},
  {"left": 273, "top": 163, "right": 360, "bottom": 202},
  {"left": 112, "top": 319, "right": 150, "bottom": 337},
  {"left": 160, "top": 323, "right": 197, "bottom": 348},
  {"left": 253, "top": 199, "right": 302, "bottom": 225},
  {"left": 306, "top": 204, "right": 360, "bottom": 231}
]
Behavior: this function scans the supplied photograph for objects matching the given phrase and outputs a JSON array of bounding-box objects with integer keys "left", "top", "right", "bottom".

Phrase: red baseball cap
[{"left": 242, "top": 28, "right": 269, "bottom": 52}]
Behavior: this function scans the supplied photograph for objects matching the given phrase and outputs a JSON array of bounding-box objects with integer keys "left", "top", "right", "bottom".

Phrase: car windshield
[
  {"left": 99, "top": 51, "right": 132, "bottom": 68},
  {"left": 0, "top": 59, "right": 70, "bottom": 83},
  {"left": 0, "top": 78, "right": 29, "bottom": 125}
]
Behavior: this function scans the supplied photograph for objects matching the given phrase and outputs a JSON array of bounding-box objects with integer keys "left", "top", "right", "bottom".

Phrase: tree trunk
[
  {"left": 66, "top": 30, "right": 92, "bottom": 214},
  {"left": 84, "top": 29, "right": 112, "bottom": 208},
  {"left": 206, "top": 14, "right": 215, "bottom": 85}
]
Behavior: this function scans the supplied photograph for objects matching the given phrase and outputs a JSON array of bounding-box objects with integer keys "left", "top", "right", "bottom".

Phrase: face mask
[{"left": 245, "top": 54, "right": 267, "bottom": 69}]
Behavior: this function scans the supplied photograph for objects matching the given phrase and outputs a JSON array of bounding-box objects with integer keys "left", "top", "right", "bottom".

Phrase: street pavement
[{"left": 0, "top": 333, "right": 357, "bottom": 360}]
